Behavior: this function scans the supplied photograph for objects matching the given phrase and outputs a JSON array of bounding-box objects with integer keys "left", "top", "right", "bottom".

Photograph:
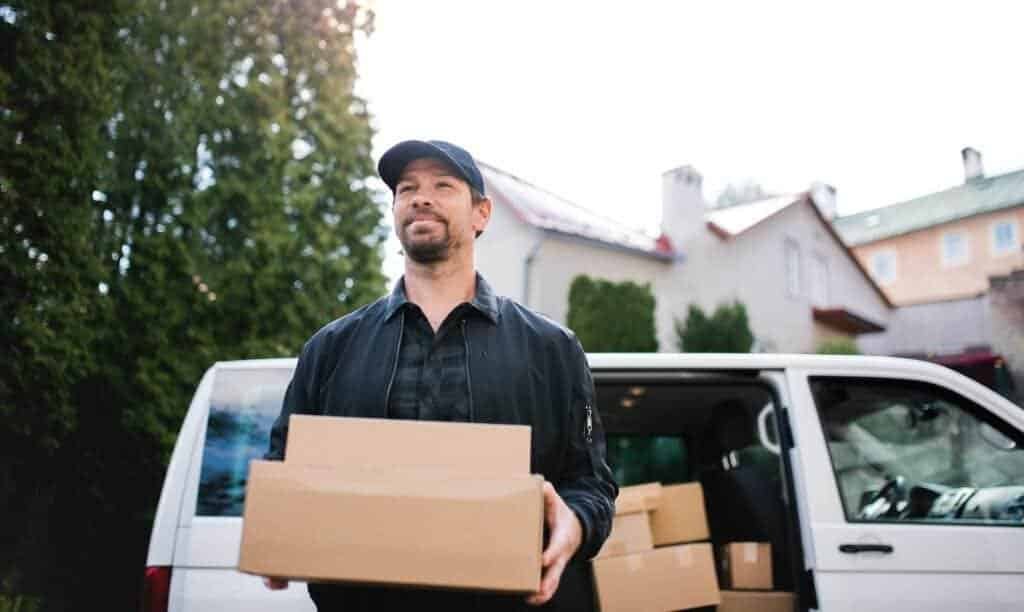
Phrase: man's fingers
[
  {"left": 542, "top": 481, "right": 557, "bottom": 526},
  {"left": 542, "top": 522, "right": 567, "bottom": 567},
  {"left": 526, "top": 555, "right": 567, "bottom": 606},
  {"left": 263, "top": 577, "right": 288, "bottom": 590}
]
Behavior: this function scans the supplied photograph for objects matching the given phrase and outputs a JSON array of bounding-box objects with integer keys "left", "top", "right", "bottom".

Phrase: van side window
[
  {"left": 810, "top": 377, "right": 1024, "bottom": 526},
  {"left": 196, "top": 368, "right": 292, "bottom": 517}
]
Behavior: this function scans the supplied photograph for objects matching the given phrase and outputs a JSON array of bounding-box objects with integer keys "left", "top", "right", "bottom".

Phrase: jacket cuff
[{"left": 563, "top": 497, "right": 599, "bottom": 562}]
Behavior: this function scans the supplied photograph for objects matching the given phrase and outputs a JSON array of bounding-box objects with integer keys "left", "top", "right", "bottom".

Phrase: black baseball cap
[{"left": 377, "top": 140, "right": 486, "bottom": 197}]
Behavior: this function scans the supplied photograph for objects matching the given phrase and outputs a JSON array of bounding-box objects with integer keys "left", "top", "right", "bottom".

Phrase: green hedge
[
  {"left": 675, "top": 301, "right": 754, "bottom": 352},
  {"left": 567, "top": 276, "right": 658, "bottom": 352}
]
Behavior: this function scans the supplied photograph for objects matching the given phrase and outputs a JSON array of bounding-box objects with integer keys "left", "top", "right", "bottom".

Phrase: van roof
[{"left": 210, "top": 353, "right": 949, "bottom": 377}]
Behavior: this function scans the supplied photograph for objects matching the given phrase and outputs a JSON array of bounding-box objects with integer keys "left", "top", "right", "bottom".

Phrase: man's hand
[
  {"left": 526, "top": 481, "right": 582, "bottom": 606},
  {"left": 263, "top": 577, "right": 289, "bottom": 590}
]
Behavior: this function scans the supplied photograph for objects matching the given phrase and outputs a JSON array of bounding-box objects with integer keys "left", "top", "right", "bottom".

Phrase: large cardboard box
[
  {"left": 592, "top": 542, "right": 721, "bottom": 612},
  {"left": 615, "top": 482, "right": 663, "bottom": 514},
  {"left": 649, "top": 482, "right": 710, "bottom": 546},
  {"left": 238, "top": 415, "right": 543, "bottom": 592},
  {"left": 719, "top": 542, "right": 772, "bottom": 590},
  {"left": 595, "top": 510, "right": 654, "bottom": 559},
  {"left": 719, "top": 590, "right": 795, "bottom": 612}
]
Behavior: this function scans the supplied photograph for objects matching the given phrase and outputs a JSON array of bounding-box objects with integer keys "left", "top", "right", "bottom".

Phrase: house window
[
  {"left": 941, "top": 231, "right": 969, "bottom": 267},
  {"left": 785, "top": 240, "right": 801, "bottom": 298},
  {"left": 811, "top": 254, "right": 829, "bottom": 307},
  {"left": 991, "top": 220, "right": 1019, "bottom": 256},
  {"left": 870, "top": 250, "right": 897, "bottom": 286}
]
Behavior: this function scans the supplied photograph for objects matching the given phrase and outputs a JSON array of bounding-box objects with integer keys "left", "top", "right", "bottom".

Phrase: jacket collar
[{"left": 385, "top": 272, "right": 499, "bottom": 325}]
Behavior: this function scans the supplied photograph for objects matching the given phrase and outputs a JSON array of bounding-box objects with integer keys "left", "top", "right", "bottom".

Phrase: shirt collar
[{"left": 385, "top": 272, "right": 499, "bottom": 325}]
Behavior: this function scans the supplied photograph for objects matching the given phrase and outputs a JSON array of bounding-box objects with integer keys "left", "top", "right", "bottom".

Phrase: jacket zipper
[
  {"left": 383, "top": 310, "right": 405, "bottom": 414},
  {"left": 585, "top": 403, "right": 593, "bottom": 444},
  {"left": 462, "top": 319, "right": 475, "bottom": 422}
]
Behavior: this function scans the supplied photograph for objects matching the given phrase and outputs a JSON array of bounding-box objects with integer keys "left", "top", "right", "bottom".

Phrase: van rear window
[
  {"left": 196, "top": 367, "right": 292, "bottom": 517},
  {"left": 606, "top": 435, "right": 689, "bottom": 485}
]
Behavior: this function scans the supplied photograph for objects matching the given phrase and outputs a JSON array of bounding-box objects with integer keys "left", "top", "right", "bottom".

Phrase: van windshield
[{"left": 196, "top": 367, "right": 292, "bottom": 517}]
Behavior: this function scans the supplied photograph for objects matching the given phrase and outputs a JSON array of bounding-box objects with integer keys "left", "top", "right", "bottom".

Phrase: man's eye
[
  {"left": 397, "top": 184, "right": 413, "bottom": 193},
  {"left": 437, "top": 181, "right": 453, "bottom": 189}
]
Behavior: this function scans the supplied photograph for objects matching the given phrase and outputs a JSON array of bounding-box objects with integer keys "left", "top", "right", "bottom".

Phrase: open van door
[
  {"left": 166, "top": 361, "right": 312, "bottom": 611},
  {"left": 784, "top": 364, "right": 1024, "bottom": 612}
]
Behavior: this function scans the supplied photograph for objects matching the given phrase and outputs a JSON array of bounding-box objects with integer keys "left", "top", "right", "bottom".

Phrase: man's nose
[{"left": 410, "top": 191, "right": 433, "bottom": 207}]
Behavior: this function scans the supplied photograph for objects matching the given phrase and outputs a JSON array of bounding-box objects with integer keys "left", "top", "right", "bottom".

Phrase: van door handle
[{"left": 839, "top": 543, "right": 894, "bottom": 554}]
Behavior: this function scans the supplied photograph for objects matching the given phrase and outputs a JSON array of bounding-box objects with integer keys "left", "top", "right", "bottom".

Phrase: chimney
[
  {"left": 961, "top": 147, "right": 984, "bottom": 182},
  {"left": 809, "top": 182, "right": 838, "bottom": 220},
  {"left": 661, "top": 165, "right": 706, "bottom": 249}
]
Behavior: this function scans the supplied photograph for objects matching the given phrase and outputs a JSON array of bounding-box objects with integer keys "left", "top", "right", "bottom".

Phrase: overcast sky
[{"left": 356, "top": 1, "right": 1024, "bottom": 279}]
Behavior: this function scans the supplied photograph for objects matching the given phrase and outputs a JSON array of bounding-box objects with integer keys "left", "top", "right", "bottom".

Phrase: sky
[{"left": 355, "top": 1, "right": 1024, "bottom": 280}]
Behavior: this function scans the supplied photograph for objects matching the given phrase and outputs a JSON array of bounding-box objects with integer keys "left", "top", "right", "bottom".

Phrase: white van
[{"left": 143, "top": 354, "right": 1024, "bottom": 611}]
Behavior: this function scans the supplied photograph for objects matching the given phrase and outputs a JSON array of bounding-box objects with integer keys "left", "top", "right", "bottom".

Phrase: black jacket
[{"left": 266, "top": 276, "right": 618, "bottom": 611}]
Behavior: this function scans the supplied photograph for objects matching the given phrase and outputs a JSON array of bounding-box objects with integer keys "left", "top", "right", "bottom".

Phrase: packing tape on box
[
  {"left": 675, "top": 546, "right": 695, "bottom": 567},
  {"left": 744, "top": 543, "right": 758, "bottom": 563}
]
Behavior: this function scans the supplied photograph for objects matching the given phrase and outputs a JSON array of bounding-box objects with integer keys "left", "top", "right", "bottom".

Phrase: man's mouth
[{"left": 405, "top": 214, "right": 445, "bottom": 228}]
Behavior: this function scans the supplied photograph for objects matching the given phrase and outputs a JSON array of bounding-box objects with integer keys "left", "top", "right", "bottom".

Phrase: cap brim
[{"left": 377, "top": 140, "right": 472, "bottom": 193}]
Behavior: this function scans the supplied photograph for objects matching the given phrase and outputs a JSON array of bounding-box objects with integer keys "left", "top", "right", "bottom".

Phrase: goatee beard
[
  {"left": 400, "top": 222, "right": 452, "bottom": 263},
  {"left": 403, "top": 239, "right": 450, "bottom": 263}
]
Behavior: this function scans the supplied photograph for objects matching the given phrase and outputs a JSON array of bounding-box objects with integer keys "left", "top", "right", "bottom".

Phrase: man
[{"left": 263, "top": 140, "right": 617, "bottom": 610}]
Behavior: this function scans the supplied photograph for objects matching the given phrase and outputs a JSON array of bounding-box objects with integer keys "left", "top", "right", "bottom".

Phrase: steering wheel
[{"left": 858, "top": 475, "right": 910, "bottom": 520}]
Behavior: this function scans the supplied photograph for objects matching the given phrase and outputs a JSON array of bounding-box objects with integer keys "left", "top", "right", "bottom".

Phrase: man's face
[{"left": 393, "top": 157, "right": 489, "bottom": 263}]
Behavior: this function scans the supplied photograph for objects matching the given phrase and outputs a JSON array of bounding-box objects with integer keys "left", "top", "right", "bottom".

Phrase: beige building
[
  {"left": 834, "top": 148, "right": 1024, "bottom": 306},
  {"left": 834, "top": 150, "right": 1024, "bottom": 399},
  {"left": 476, "top": 163, "right": 892, "bottom": 353}
]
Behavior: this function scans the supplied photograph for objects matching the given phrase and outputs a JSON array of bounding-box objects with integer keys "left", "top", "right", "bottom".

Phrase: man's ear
[{"left": 472, "top": 197, "right": 492, "bottom": 238}]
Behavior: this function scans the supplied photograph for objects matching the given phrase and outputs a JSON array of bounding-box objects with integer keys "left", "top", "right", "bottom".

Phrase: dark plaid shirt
[{"left": 383, "top": 274, "right": 499, "bottom": 422}]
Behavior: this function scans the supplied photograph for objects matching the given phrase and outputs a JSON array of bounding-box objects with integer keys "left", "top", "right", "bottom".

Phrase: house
[
  {"left": 833, "top": 148, "right": 1024, "bottom": 306},
  {"left": 475, "top": 162, "right": 892, "bottom": 353},
  {"left": 833, "top": 149, "right": 1024, "bottom": 399}
]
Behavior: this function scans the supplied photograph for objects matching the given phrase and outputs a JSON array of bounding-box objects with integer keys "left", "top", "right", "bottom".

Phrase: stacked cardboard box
[
  {"left": 716, "top": 541, "right": 795, "bottom": 611},
  {"left": 718, "top": 589, "right": 795, "bottom": 612},
  {"left": 719, "top": 542, "right": 773, "bottom": 590},
  {"left": 238, "top": 415, "right": 544, "bottom": 592},
  {"left": 592, "top": 482, "right": 721, "bottom": 612}
]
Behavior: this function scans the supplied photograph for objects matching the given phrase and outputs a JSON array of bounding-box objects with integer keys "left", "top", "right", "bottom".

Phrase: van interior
[{"left": 596, "top": 371, "right": 807, "bottom": 611}]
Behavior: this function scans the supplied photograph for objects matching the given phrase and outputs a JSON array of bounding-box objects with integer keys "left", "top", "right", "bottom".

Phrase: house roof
[
  {"left": 833, "top": 168, "right": 1024, "bottom": 246},
  {"left": 480, "top": 163, "right": 675, "bottom": 260},
  {"left": 705, "top": 195, "right": 800, "bottom": 238}
]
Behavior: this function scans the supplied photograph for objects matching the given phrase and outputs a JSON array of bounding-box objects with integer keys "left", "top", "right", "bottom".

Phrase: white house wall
[
  {"left": 734, "top": 201, "right": 890, "bottom": 352},
  {"left": 526, "top": 236, "right": 668, "bottom": 337},
  {"left": 474, "top": 198, "right": 542, "bottom": 304}
]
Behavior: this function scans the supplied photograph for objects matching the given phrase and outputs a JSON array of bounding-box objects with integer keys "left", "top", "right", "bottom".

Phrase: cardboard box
[
  {"left": 615, "top": 482, "right": 663, "bottom": 514},
  {"left": 238, "top": 416, "right": 543, "bottom": 592},
  {"left": 595, "top": 510, "right": 654, "bottom": 559},
  {"left": 720, "top": 542, "right": 772, "bottom": 590},
  {"left": 649, "top": 482, "right": 710, "bottom": 546},
  {"left": 719, "top": 590, "right": 795, "bottom": 612},
  {"left": 592, "top": 542, "right": 721, "bottom": 612}
]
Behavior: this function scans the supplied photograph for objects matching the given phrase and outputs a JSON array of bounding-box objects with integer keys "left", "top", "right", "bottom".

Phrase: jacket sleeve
[
  {"left": 265, "top": 337, "right": 320, "bottom": 461},
  {"left": 556, "top": 335, "right": 619, "bottom": 561}
]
